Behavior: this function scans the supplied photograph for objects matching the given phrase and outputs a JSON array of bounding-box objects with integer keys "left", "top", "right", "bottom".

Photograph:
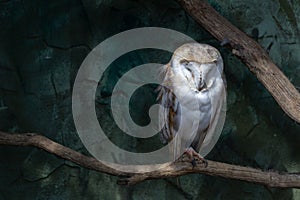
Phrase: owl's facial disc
[{"left": 180, "top": 59, "right": 207, "bottom": 92}]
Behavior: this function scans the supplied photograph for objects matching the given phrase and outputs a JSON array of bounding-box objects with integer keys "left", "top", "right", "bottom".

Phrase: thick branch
[
  {"left": 1, "top": 131, "right": 300, "bottom": 188},
  {"left": 177, "top": 0, "right": 300, "bottom": 123}
]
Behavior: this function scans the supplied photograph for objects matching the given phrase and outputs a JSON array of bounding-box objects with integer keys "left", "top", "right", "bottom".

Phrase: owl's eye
[
  {"left": 213, "top": 59, "right": 218, "bottom": 65},
  {"left": 185, "top": 67, "right": 192, "bottom": 73},
  {"left": 180, "top": 59, "right": 189, "bottom": 66}
]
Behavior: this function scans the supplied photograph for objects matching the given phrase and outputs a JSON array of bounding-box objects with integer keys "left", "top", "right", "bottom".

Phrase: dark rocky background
[{"left": 0, "top": 0, "right": 300, "bottom": 199}]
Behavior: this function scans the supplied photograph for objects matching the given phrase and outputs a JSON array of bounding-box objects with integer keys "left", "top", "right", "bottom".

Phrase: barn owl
[{"left": 157, "top": 43, "right": 226, "bottom": 166}]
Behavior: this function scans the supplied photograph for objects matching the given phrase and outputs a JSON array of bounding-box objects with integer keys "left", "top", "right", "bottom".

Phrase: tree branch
[
  {"left": 177, "top": 0, "right": 300, "bottom": 123},
  {"left": 1, "top": 131, "right": 300, "bottom": 188}
]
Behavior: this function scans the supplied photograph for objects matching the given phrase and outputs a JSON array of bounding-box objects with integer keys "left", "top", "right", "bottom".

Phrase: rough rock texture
[{"left": 0, "top": 0, "right": 300, "bottom": 199}]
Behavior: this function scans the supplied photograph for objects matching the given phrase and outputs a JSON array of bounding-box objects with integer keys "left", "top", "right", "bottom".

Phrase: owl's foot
[{"left": 184, "top": 147, "right": 208, "bottom": 168}]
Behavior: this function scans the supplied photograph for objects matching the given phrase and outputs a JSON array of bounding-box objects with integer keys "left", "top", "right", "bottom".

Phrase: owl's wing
[
  {"left": 199, "top": 74, "right": 226, "bottom": 156},
  {"left": 156, "top": 66, "right": 183, "bottom": 160},
  {"left": 157, "top": 83, "right": 180, "bottom": 145}
]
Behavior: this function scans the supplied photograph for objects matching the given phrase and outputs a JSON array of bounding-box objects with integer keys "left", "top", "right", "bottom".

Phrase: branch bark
[
  {"left": 1, "top": 131, "right": 300, "bottom": 188},
  {"left": 177, "top": 0, "right": 300, "bottom": 123}
]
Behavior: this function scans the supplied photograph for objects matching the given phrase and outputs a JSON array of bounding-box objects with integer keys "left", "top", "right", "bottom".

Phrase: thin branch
[
  {"left": 177, "top": 0, "right": 300, "bottom": 123},
  {"left": 1, "top": 131, "right": 300, "bottom": 188}
]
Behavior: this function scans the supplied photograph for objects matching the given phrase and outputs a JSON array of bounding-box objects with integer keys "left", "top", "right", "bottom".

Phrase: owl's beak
[{"left": 198, "top": 81, "right": 207, "bottom": 91}]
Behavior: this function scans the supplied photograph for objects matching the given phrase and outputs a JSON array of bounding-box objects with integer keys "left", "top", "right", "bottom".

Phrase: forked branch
[{"left": 1, "top": 131, "right": 300, "bottom": 187}]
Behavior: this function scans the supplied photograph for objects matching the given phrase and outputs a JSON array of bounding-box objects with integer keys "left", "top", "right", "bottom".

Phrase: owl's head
[{"left": 170, "top": 43, "right": 223, "bottom": 91}]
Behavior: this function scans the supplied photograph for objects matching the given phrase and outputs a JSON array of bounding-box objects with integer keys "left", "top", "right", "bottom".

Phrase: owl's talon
[
  {"left": 202, "top": 159, "right": 208, "bottom": 168},
  {"left": 184, "top": 147, "right": 207, "bottom": 168},
  {"left": 191, "top": 158, "right": 197, "bottom": 168},
  {"left": 194, "top": 155, "right": 208, "bottom": 168}
]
